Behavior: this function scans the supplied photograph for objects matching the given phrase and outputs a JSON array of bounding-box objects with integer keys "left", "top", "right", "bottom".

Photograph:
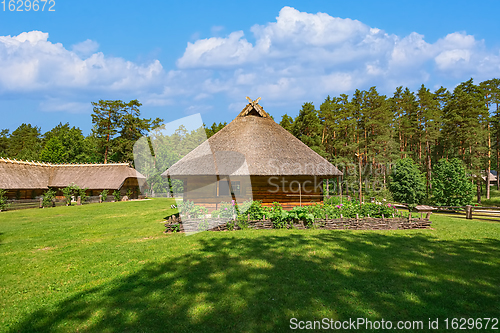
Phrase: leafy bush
[
  {"left": 218, "top": 201, "right": 237, "bottom": 219},
  {"left": 42, "top": 189, "right": 56, "bottom": 208},
  {"left": 113, "top": 190, "right": 121, "bottom": 202},
  {"left": 288, "top": 206, "right": 314, "bottom": 225},
  {"left": 432, "top": 158, "right": 474, "bottom": 206},
  {"left": 323, "top": 196, "right": 342, "bottom": 205},
  {"left": 238, "top": 200, "right": 266, "bottom": 220},
  {"left": 100, "top": 189, "right": 109, "bottom": 202},
  {"left": 126, "top": 188, "right": 133, "bottom": 199},
  {"left": 0, "top": 189, "right": 8, "bottom": 211},
  {"left": 267, "top": 202, "right": 289, "bottom": 229},
  {"left": 61, "top": 183, "right": 88, "bottom": 205},
  {"left": 389, "top": 158, "right": 426, "bottom": 204},
  {"left": 177, "top": 200, "right": 208, "bottom": 218}
]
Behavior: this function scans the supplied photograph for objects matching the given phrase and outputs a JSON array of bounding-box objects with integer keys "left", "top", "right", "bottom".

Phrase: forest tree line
[
  {"left": 272, "top": 78, "right": 500, "bottom": 203},
  {"left": 0, "top": 100, "right": 163, "bottom": 165},
  {"left": 1, "top": 77, "right": 499, "bottom": 202}
]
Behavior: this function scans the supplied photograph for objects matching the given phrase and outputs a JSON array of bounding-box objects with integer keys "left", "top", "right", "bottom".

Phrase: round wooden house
[{"left": 162, "top": 98, "right": 342, "bottom": 210}]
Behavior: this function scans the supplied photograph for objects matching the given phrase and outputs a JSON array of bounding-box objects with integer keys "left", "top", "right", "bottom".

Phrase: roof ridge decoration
[
  {"left": 0, "top": 157, "right": 131, "bottom": 167},
  {"left": 237, "top": 97, "right": 270, "bottom": 118}
]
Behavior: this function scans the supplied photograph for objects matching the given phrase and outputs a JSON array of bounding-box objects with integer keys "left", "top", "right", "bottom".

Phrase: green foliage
[
  {"left": 61, "top": 183, "right": 88, "bottom": 205},
  {"left": 0, "top": 129, "right": 9, "bottom": 157},
  {"left": 126, "top": 188, "right": 133, "bottom": 199},
  {"left": 389, "top": 158, "right": 426, "bottom": 204},
  {"left": 288, "top": 206, "right": 315, "bottom": 225},
  {"left": 62, "top": 187, "right": 73, "bottom": 206},
  {"left": 170, "top": 223, "right": 180, "bottom": 233},
  {"left": 7, "top": 123, "right": 42, "bottom": 161},
  {"left": 217, "top": 201, "right": 237, "bottom": 219},
  {"left": 0, "top": 189, "right": 8, "bottom": 211},
  {"left": 205, "top": 122, "right": 227, "bottom": 138},
  {"left": 100, "top": 189, "right": 109, "bottom": 202},
  {"left": 40, "top": 137, "right": 67, "bottom": 163},
  {"left": 432, "top": 158, "right": 474, "bottom": 206},
  {"left": 237, "top": 200, "right": 266, "bottom": 220},
  {"left": 42, "top": 123, "right": 86, "bottom": 163},
  {"left": 91, "top": 99, "right": 163, "bottom": 163},
  {"left": 359, "top": 202, "right": 396, "bottom": 218},
  {"left": 113, "top": 190, "right": 121, "bottom": 202},
  {"left": 266, "top": 202, "right": 290, "bottom": 229},
  {"left": 177, "top": 200, "right": 208, "bottom": 218},
  {"left": 42, "top": 189, "right": 56, "bottom": 208}
]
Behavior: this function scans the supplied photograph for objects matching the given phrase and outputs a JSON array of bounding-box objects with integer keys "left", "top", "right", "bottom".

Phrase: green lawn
[{"left": 1, "top": 199, "right": 499, "bottom": 332}]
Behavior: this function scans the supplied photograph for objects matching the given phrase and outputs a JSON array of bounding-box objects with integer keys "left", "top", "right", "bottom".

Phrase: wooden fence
[
  {"left": 432, "top": 205, "right": 500, "bottom": 220},
  {"left": 4, "top": 195, "right": 114, "bottom": 211},
  {"left": 4, "top": 198, "right": 66, "bottom": 211}
]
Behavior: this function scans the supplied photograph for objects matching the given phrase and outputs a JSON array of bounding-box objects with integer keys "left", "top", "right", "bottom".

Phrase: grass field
[{"left": 1, "top": 199, "right": 499, "bottom": 332}]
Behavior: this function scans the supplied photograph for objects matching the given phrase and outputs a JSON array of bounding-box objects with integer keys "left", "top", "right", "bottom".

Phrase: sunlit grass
[{"left": 1, "top": 199, "right": 499, "bottom": 332}]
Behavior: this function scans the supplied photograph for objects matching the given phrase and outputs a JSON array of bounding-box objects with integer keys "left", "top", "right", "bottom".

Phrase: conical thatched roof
[
  {"left": 163, "top": 99, "right": 342, "bottom": 177},
  {"left": 0, "top": 158, "right": 146, "bottom": 190}
]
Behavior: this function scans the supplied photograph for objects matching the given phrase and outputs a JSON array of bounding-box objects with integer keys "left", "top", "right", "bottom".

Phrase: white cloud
[
  {"left": 2, "top": 7, "right": 500, "bottom": 120},
  {"left": 0, "top": 31, "right": 165, "bottom": 96},
  {"left": 72, "top": 39, "right": 99, "bottom": 57},
  {"left": 176, "top": 6, "right": 500, "bottom": 105}
]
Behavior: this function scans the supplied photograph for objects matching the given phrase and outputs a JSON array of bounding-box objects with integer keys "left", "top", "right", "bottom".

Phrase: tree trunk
[
  {"left": 477, "top": 179, "right": 481, "bottom": 204},
  {"left": 487, "top": 127, "right": 491, "bottom": 199}
]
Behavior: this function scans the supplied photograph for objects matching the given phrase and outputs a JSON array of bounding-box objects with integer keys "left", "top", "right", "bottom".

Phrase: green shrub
[
  {"left": 61, "top": 183, "right": 88, "bottom": 205},
  {"left": 218, "top": 201, "right": 237, "bottom": 219},
  {"left": 100, "top": 189, "right": 109, "bottom": 202},
  {"left": 42, "top": 189, "right": 56, "bottom": 208},
  {"left": 113, "top": 190, "right": 121, "bottom": 202},
  {"left": 288, "top": 206, "right": 314, "bottom": 225},
  {"left": 0, "top": 189, "right": 8, "bottom": 211},
  {"left": 62, "top": 186, "right": 73, "bottom": 206},
  {"left": 238, "top": 200, "right": 266, "bottom": 220},
  {"left": 126, "top": 188, "right": 133, "bottom": 199},
  {"left": 389, "top": 158, "right": 426, "bottom": 204},
  {"left": 432, "top": 158, "right": 474, "bottom": 206},
  {"left": 267, "top": 202, "right": 289, "bottom": 229}
]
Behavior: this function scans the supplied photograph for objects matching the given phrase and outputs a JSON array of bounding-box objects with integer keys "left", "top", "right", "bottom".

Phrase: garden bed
[{"left": 165, "top": 216, "right": 431, "bottom": 233}]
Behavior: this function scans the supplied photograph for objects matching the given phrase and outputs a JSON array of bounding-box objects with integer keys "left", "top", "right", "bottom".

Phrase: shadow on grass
[{"left": 10, "top": 232, "right": 500, "bottom": 332}]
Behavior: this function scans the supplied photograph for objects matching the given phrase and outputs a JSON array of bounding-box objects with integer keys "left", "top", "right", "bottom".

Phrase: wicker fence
[{"left": 165, "top": 216, "right": 431, "bottom": 233}]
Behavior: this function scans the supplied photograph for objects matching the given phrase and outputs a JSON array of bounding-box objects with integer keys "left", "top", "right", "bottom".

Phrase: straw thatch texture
[
  {"left": 0, "top": 160, "right": 51, "bottom": 189},
  {"left": 164, "top": 103, "right": 342, "bottom": 177},
  {"left": 0, "top": 158, "right": 146, "bottom": 191},
  {"left": 49, "top": 164, "right": 145, "bottom": 189}
]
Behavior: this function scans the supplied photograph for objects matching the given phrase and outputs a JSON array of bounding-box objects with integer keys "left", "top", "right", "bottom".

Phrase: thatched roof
[
  {"left": 0, "top": 158, "right": 146, "bottom": 190},
  {"left": 163, "top": 99, "right": 342, "bottom": 177}
]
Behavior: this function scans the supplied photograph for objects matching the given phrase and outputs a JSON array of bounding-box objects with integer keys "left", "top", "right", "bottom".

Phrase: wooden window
[{"left": 217, "top": 180, "right": 240, "bottom": 196}]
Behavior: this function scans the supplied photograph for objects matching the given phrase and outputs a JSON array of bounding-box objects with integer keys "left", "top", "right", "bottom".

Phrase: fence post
[
  {"left": 465, "top": 205, "right": 472, "bottom": 219},
  {"left": 77, "top": 196, "right": 81, "bottom": 206},
  {"left": 99, "top": 195, "right": 102, "bottom": 203},
  {"left": 39, "top": 197, "right": 43, "bottom": 208}
]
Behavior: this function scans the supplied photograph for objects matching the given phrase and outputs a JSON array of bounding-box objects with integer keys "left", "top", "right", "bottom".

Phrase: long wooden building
[
  {"left": 0, "top": 158, "right": 146, "bottom": 199},
  {"left": 162, "top": 98, "right": 342, "bottom": 210}
]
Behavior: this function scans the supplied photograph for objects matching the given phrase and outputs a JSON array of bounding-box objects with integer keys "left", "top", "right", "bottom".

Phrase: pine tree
[
  {"left": 0, "top": 129, "right": 9, "bottom": 157},
  {"left": 7, "top": 124, "right": 42, "bottom": 161},
  {"left": 441, "top": 79, "right": 489, "bottom": 203}
]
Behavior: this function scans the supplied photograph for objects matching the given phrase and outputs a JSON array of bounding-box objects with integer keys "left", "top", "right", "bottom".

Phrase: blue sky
[{"left": 1, "top": 0, "right": 500, "bottom": 135}]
